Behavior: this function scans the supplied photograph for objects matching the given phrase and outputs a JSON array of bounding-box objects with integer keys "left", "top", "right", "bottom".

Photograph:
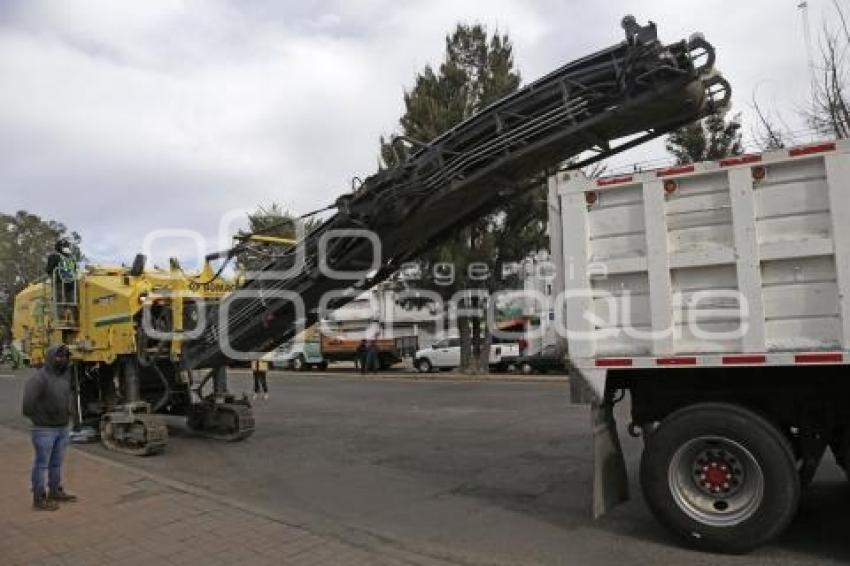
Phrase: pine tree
[
  {"left": 381, "top": 24, "right": 546, "bottom": 372},
  {"left": 665, "top": 112, "right": 744, "bottom": 164},
  {"left": 234, "top": 203, "right": 320, "bottom": 274}
]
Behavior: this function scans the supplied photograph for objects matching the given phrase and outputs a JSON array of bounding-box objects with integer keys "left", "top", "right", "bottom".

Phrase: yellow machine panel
[{"left": 14, "top": 262, "right": 234, "bottom": 367}]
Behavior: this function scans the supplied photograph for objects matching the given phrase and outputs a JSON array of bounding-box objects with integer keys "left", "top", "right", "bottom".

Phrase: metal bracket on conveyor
[
  {"left": 686, "top": 33, "right": 716, "bottom": 76},
  {"left": 702, "top": 74, "right": 732, "bottom": 111}
]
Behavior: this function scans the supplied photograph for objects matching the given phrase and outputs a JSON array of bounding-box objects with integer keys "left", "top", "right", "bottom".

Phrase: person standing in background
[
  {"left": 365, "top": 340, "right": 380, "bottom": 374},
  {"left": 356, "top": 339, "right": 368, "bottom": 375},
  {"left": 251, "top": 358, "right": 269, "bottom": 400}
]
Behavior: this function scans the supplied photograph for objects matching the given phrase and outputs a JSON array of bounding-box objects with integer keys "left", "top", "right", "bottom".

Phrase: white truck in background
[
  {"left": 414, "top": 338, "right": 519, "bottom": 373},
  {"left": 549, "top": 140, "right": 850, "bottom": 553}
]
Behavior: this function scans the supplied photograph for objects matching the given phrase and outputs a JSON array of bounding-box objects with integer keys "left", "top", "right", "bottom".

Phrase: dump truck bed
[{"left": 550, "top": 140, "right": 850, "bottom": 397}]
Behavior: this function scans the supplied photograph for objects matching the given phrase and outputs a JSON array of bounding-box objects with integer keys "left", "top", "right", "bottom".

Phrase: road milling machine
[
  {"left": 13, "top": 258, "right": 250, "bottom": 454},
  {"left": 13, "top": 17, "right": 731, "bottom": 455}
]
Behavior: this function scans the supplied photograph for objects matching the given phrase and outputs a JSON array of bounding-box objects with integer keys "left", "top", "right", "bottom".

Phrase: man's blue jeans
[{"left": 31, "top": 426, "right": 69, "bottom": 497}]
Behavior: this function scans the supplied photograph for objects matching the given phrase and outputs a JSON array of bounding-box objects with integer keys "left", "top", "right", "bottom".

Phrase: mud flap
[{"left": 592, "top": 399, "right": 629, "bottom": 518}]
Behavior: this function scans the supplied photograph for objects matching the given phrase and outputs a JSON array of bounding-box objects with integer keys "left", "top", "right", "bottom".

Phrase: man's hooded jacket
[{"left": 21, "top": 345, "right": 72, "bottom": 427}]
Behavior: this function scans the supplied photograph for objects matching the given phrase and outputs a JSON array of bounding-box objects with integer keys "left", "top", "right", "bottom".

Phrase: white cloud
[{"left": 0, "top": 0, "right": 831, "bottom": 266}]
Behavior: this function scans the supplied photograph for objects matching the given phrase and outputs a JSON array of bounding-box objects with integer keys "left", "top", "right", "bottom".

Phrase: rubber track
[
  {"left": 100, "top": 413, "right": 168, "bottom": 456},
  {"left": 188, "top": 402, "right": 255, "bottom": 442}
]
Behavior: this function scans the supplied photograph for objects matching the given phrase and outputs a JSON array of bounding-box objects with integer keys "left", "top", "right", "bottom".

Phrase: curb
[{"left": 231, "top": 368, "right": 569, "bottom": 385}]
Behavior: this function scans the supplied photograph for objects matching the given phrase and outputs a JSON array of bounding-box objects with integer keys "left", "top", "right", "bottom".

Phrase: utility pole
[{"left": 798, "top": 1, "right": 818, "bottom": 118}]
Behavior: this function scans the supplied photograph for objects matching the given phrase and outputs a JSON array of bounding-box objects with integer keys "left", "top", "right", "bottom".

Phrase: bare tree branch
[
  {"left": 806, "top": 18, "right": 850, "bottom": 139},
  {"left": 833, "top": 0, "right": 850, "bottom": 45},
  {"left": 751, "top": 93, "right": 785, "bottom": 150}
]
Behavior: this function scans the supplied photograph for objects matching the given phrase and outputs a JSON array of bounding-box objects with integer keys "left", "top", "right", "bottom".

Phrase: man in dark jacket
[{"left": 22, "top": 344, "right": 77, "bottom": 510}]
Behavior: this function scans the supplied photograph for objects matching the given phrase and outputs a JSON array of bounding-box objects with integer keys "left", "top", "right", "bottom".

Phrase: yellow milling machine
[{"left": 13, "top": 254, "right": 251, "bottom": 454}]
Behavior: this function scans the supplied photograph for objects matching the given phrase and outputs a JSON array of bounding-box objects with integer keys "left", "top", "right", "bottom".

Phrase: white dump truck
[{"left": 548, "top": 140, "right": 850, "bottom": 553}]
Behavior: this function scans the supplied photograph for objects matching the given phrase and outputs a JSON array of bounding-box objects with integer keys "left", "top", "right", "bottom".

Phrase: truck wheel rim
[{"left": 668, "top": 436, "right": 764, "bottom": 527}]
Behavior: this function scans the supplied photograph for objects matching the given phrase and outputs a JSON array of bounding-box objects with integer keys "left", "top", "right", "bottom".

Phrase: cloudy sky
[{"left": 0, "top": 0, "right": 836, "bottom": 267}]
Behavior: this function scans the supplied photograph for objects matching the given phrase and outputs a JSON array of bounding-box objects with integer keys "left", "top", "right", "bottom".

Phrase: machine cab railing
[{"left": 51, "top": 267, "right": 78, "bottom": 329}]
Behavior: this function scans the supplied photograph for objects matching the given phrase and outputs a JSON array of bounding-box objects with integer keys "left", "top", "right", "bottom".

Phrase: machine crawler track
[
  {"left": 100, "top": 403, "right": 168, "bottom": 456},
  {"left": 187, "top": 400, "right": 255, "bottom": 441}
]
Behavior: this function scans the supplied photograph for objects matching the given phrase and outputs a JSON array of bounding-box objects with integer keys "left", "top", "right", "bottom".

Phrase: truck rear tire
[
  {"left": 640, "top": 402, "right": 799, "bottom": 554},
  {"left": 292, "top": 355, "right": 305, "bottom": 372},
  {"left": 416, "top": 358, "right": 432, "bottom": 373}
]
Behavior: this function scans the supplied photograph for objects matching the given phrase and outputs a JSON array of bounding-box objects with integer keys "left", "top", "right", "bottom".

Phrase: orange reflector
[
  {"left": 795, "top": 352, "right": 843, "bottom": 364},
  {"left": 595, "top": 358, "right": 633, "bottom": 367},
  {"left": 720, "top": 154, "right": 762, "bottom": 167},
  {"left": 585, "top": 191, "right": 598, "bottom": 205},
  {"left": 789, "top": 142, "right": 836, "bottom": 157},
  {"left": 597, "top": 176, "right": 633, "bottom": 187},
  {"left": 656, "top": 164, "right": 695, "bottom": 177}
]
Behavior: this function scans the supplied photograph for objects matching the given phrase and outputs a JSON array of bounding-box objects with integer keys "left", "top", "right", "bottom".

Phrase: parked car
[
  {"left": 414, "top": 338, "right": 519, "bottom": 373},
  {"left": 266, "top": 344, "right": 295, "bottom": 369},
  {"left": 268, "top": 342, "right": 327, "bottom": 371},
  {"left": 516, "top": 344, "right": 568, "bottom": 374}
]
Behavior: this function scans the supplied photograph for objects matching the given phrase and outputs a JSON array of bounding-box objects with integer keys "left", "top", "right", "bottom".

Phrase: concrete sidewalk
[{"left": 0, "top": 426, "right": 449, "bottom": 566}]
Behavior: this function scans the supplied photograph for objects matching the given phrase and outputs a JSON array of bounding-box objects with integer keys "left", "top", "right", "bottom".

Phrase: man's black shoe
[
  {"left": 33, "top": 494, "right": 59, "bottom": 511},
  {"left": 48, "top": 488, "right": 77, "bottom": 503}
]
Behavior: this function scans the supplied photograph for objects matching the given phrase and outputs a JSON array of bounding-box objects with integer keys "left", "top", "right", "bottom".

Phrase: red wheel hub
[{"left": 694, "top": 455, "right": 738, "bottom": 495}]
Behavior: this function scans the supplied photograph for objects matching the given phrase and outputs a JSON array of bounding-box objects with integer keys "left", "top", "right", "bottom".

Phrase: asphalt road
[{"left": 0, "top": 368, "right": 847, "bottom": 565}]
